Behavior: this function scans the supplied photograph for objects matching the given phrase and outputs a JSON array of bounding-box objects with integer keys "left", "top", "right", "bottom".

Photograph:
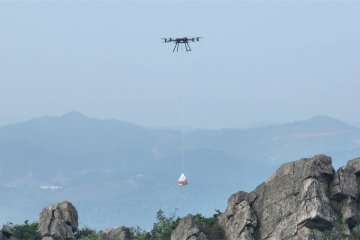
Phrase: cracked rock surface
[
  {"left": 218, "top": 155, "right": 360, "bottom": 240},
  {"left": 98, "top": 226, "right": 131, "bottom": 240},
  {"left": 171, "top": 214, "right": 208, "bottom": 240},
  {"left": 218, "top": 198, "right": 257, "bottom": 240},
  {"left": 37, "top": 201, "right": 78, "bottom": 240}
]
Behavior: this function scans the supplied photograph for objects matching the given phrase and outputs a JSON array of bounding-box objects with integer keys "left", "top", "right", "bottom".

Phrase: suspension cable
[{"left": 181, "top": 45, "right": 184, "bottom": 172}]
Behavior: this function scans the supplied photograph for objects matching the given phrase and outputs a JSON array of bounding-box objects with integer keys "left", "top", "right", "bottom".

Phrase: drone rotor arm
[{"left": 160, "top": 38, "right": 176, "bottom": 43}]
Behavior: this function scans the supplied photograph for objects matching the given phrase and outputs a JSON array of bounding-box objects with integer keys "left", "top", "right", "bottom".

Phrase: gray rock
[
  {"left": 224, "top": 155, "right": 338, "bottom": 240},
  {"left": 218, "top": 201, "right": 257, "bottom": 240},
  {"left": 330, "top": 170, "right": 344, "bottom": 199},
  {"left": 37, "top": 204, "right": 56, "bottom": 237},
  {"left": 345, "top": 157, "right": 360, "bottom": 175},
  {"left": 1, "top": 225, "right": 14, "bottom": 238},
  {"left": 227, "top": 191, "right": 257, "bottom": 209},
  {"left": 297, "top": 227, "right": 323, "bottom": 240},
  {"left": 330, "top": 158, "right": 360, "bottom": 200},
  {"left": 341, "top": 196, "right": 359, "bottom": 228},
  {"left": 57, "top": 201, "right": 78, "bottom": 233},
  {"left": 41, "top": 237, "right": 54, "bottom": 240},
  {"left": 340, "top": 166, "right": 358, "bottom": 198},
  {"left": 37, "top": 201, "right": 77, "bottom": 240},
  {"left": 49, "top": 219, "right": 74, "bottom": 240},
  {"left": 296, "top": 178, "right": 332, "bottom": 230},
  {"left": 171, "top": 214, "right": 208, "bottom": 240},
  {"left": 98, "top": 226, "right": 130, "bottom": 240},
  {"left": 42, "top": 237, "right": 54, "bottom": 240}
]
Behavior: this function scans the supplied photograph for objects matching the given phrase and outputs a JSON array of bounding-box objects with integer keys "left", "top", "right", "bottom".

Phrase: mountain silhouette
[{"left": 0, "top": 112, "right": 359, "bottom": 229}]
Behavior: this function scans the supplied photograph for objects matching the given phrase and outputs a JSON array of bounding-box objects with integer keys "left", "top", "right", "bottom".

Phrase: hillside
[{"left": 0, "top": 112, "right": 360, "bottom": 230}]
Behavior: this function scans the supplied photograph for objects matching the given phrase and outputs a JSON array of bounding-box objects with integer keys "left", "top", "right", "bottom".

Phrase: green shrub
[
  {"left": 75, "top": 225, "right": 97, "bottom": 239},
  {"left": 130, "top": 209, "right": 181, "bottom": 240},
  {"left": 129, "top": 209, "right": 225, "bottom": 240},
  {"left": 195, "top": 209, "right": 225, "bottom": 240},
  {"left": 130, "top": 226, "right": 152, "bottom": 240},
  {"left": 322, "top": 229, "right": 332, "bottom": 240},
  {"left": 12, "top": 220, "right": 41, "bottom": 240},
  {"left": 254, "top": 227, "right": 260, "bottom": 239},
  {"left": 150, "top": 209, "right": 181, "bottom": 240},
  {"left": 77, "top": 233, "right": 103, "bottom": 240}
]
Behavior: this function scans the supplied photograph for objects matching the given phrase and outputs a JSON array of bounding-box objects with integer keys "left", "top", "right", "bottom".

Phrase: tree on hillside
[{"left": 130, "top": 209, "right": 180, "bottom": 240}]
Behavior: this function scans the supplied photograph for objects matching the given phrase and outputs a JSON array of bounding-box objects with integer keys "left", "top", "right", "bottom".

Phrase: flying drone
[
  {"left": 161, "top": 37, "right": 203, "bottom": 187},
  {"left": 161, "top": 37, "right": 202, "bottom": 52}
]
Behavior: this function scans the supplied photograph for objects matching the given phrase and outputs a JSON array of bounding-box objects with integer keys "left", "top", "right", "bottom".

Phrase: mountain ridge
[{"left": 1, "top": 112, "right": 360, "bottom": 230}]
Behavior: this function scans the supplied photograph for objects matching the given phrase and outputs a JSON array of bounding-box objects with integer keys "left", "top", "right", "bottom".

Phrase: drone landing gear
[
  {"left": 185, "top": 43, "right": 191, "bottom": 52},
  {"left": 173, "top": 43, "right": 192, "bottom": 52}
]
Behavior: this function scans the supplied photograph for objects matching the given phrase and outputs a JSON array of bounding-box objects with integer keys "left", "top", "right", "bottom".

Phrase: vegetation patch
[
  {"left": 195, "top": 209, "right": 225, "bottom": 240},
  {"left": 254, "top": 227, "right": 260, "bottom": 240},
  {"left": 2, "top": 209, "right": 225, "bottom": 240},
  {"left": 322, "top": 229, "right": 332, "bottom": 240},
  {"left": 77, "top": 233, "right": 103, "bottom": 240},
  {"left": 130, "top": 209, "right": 181, "bottom": 240},
  {"left": 4, "top": 221, "right": 42, "bottom": 240},
  {"left": 75, "top": 226, "right": 97, "bottom": 239}
]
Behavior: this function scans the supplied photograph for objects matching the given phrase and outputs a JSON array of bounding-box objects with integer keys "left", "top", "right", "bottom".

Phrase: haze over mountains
[{"left": 1, "top": 111, "right": 360, "bottom": 230}]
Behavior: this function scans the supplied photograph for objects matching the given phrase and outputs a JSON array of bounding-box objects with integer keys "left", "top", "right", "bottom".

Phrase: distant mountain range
[{"left": 1, "top": 111, "right": 360, "bottom": 230}]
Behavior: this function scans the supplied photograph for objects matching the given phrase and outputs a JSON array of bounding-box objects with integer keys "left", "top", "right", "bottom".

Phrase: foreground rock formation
[
  {"left": 1, "top": 225, "right": 14, "bottom": 239},
  {"left": 171, "top": 214, "right": 208, "bottom": 240},
  {"left": 217, "top": 155, "right": 360, "bottom": 240},
  {"left": 218, "top": 193, "right": 257, "bottom": 240},
  {"left": 37, "top": 201, "right": 78, "bottom": 240},
  {"left": 34, "top": 200, "right": 130, "bottom": 240},
  {"left": 98, "top": 226, "right": 131, "bottom": 240}
]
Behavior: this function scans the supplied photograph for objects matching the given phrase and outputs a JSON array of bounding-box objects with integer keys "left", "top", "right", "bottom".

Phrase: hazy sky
[{"left": 1, "top": 1, "right": 359, "bottom": 129}]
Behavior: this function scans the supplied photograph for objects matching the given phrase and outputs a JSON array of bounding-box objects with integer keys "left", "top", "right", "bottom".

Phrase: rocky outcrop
[
  {"left": 1, "top": 225, "right": 14, "bottom": 239},
  {"left": 219, "top": 155, "right": 360, "bottom": 240},
  {"left": 171, "top": 214, "right": 208, "bottom": 240},
  {"left": 98, "top": 226, "right": 131, "bottom": 240},
  {"left": 251, "top": 155, "right": 335, "bottom": 239},
  {"left": 218, "top": 196, "right": 257, "bottom": 240},
  {"left": 37, "top": 201, "right": 78, "bottom": 240},
  {"left": 57, "top": 201, "right": 78, "bottom": 233}
]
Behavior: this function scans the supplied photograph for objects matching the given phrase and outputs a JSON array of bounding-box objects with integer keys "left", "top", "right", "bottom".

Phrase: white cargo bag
[{"left": 178, "top": 173, "right": 188, "bottom": 186}]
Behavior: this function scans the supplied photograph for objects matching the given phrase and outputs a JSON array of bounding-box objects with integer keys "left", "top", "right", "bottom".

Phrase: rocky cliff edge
[{"left": 215, "top": 154, "right": 360, "bottom": 240}]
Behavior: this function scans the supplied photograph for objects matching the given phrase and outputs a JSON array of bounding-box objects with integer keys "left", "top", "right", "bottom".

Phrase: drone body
[{"left": 161, "top": 37, "right": 202, "bottom": 52}]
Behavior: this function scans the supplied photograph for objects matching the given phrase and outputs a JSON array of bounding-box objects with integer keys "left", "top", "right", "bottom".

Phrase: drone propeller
[
  {"left": 187, "top": 37, "right": 203, "bottom": 42},
  {"left": 160, "top": 38, "right": 173, "bottom": 43}
]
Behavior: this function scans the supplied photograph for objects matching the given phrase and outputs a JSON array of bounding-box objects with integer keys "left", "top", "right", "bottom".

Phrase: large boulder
[
  {"left": 1, "top": 225, "right": 14, "bottom": 239},
  {"left": 37, "top": 201, "right": 78, "bottom": 240},
  {"left": 219, "top": 154, "right": 360, "bottom": 239},
  {"left": 226, "top": 191, "right": 257, "bottom": 208},
  {"left": 171, "top": 214, "right": 208, "bottom": 240},
  {"left": 219, "top": 154, "right": 360, "bottom": 240},
  {"left": 250, "top": 155, "right": 335, "bottom": 240},
  {"left": 330, "top": 166, "right": 358, "bottom": 200},
  {"left": 297, "top": 227, "right": 324, "bottom": 240},
  {"left": 57, "top": 201, "right": 78, "bottom": 233},
  {"left": 218, "top": 197, "right": 257, "bottom": 240},
  {"left": 97, "top": 226, "right": 130, "bottom": 240},
  {"left": 329, "top": 158, "right": 360, "bottom": 230}
]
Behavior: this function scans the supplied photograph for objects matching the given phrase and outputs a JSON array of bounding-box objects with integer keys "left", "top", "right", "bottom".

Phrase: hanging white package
[{"left": 178, "top": 173, "right": 187, "bottom": 186}]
